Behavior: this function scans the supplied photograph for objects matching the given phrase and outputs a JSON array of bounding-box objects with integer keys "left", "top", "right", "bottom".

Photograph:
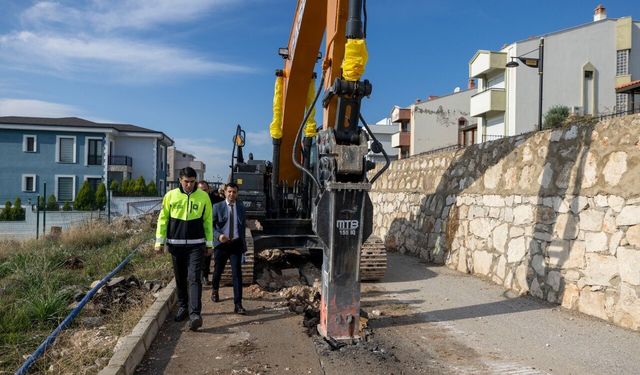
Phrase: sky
[{"left": 1, "top": 0, "right": 639, "bottom": 180}]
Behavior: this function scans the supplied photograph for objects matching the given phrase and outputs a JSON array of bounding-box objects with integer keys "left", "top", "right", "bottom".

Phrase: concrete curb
[{"left": 98, "top": 279, "right": 176, "bottom": 375}]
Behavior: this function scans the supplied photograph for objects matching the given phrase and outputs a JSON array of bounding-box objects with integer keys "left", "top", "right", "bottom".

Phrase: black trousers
[
  {"left": 168, "top": 245, "right": 203, "bottom": 318},
  {"left": 202, "top": 253, "right": 212, "bottom": 281},
  {"left": 211, "top": 239, "right": 243, "bottom": 305}
]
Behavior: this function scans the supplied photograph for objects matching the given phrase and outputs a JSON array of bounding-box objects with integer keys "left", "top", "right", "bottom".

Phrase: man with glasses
[{"left": 155, "top": 167, "right": 213, "bottom": 331}]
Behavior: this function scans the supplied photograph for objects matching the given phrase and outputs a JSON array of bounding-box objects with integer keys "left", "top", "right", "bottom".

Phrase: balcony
[
  {"left": 108, "top": 155, "right": 133, "bottom": 173},
  {"left": 391, "top": 131, "right": 410, "bottom": 148},
  {"left": 469, "top": 51, "right": 507, "bottom": 78},
  {"left": 470, "top": 88, "right": 506, "bottom": 117},
  {"left": 391, "top": 107, "right": 410, "bottom": 123}
]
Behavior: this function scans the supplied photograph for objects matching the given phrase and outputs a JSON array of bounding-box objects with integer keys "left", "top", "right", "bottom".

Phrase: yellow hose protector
[
  {"left": 341, "top": 39, "right": 368, "bottom": 81},
  {"left": 304, "top": 79, "right": 317, "bottom": 137},
  {"left": 269, "top": 76, "right": 284, "bottom": 139}
]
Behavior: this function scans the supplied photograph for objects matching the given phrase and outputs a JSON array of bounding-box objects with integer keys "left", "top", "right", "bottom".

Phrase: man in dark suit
[{"left": 211, "top": 182, "right": 247, "bottom": 314}]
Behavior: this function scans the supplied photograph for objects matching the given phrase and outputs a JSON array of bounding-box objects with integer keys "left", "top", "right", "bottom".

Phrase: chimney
[
  {"left": 468, "top": 79, "right": 476, "bottom": 90},
  {"left": 594, "top": 4, "right": 606, "bottom": 21}
]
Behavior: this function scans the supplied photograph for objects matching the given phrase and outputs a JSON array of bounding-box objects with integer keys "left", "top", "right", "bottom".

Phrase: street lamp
[{"left": 506, "top": 37, "right": 544, "bottom": 131}]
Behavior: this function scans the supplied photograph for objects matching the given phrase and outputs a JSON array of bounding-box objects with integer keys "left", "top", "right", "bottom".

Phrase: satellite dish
[{"left": 454, "top": 87, "right": 461, "bottom": 93}]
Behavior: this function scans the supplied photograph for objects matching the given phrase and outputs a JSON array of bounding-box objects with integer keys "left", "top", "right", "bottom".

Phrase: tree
[
  {"left": 120, "top": 179, "right": 132, "bottom": 196},
  {"left": 75, "top": 181, "right": 96, "bottom": 210},
  {"left": 46, "top": 194, "right": 59, "bottom": 211},
  {"left": 146, "top": 181, "right": 158, "bottom": 197},
  {"left": 95, "top": 183, "right": 107, "bottom": 210},
  {"left": 133, "top": 176, "right": 146, "bottom": 196},
  {"left": 12, "top": 197, "right": 25, "bottom": 221},
  {"left": 109, "top": 180, "right": 119, "bottom": 195},
  {"left": 37, "top": 196, "right": 46, "bottom": 210},
  {"left": 543, "top": 105, "right": 570, "bottom": 129},
  {"left": 62, "top": 202, "right": 72, "bottom": 211},
  {"left": 0, "top": 201, "right": 11, "bottom": 220}
]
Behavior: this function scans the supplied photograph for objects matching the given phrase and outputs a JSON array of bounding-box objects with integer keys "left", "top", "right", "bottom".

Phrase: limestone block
[
  {"left": 504, "top": 207, "right": 514, "bottom": 223},
  {"left": 483, "top": 162, "right": 503, "bottom": 189},
  {"left": 496, "top": 256, "right": 507, "bottom": 279},
  {"left": 564, "top": 125, "right": 578, "bottom": 140},
  {"left": 618, "top": 247, "right": 640, "bottom": 285},
  {"left": 578, "top": 289, "right": 609, "bottom": 321},
  {"left": 554, "top": 213, "right": 579, "bottom": 240},
  {"left": 504, "top": 167, "right": 519, "bottom": 190},
  {"left": 488, "top": 207, "right": 501, "bottom": 219},
  {"left": 581, "top": 152, "right": 598, "bottom": 189},
  {"left": 564, "top": 270, "right": 581, "bottom": 282},
  {"left": 472, "top": 250, "right": 493, "bottom": 276},
  {"left": 533, "top": 231, "right": 552, "bottom": 242},
  {"left": 579, "top": 209, "right": 605, "bottom": 232},
  {"left": 628, "top": 197, "right": 640, "bottom": 205},
  {"left": 585, "top": 232, "right": 608, "bottom": 253},
  {"left": 505, "top": 270, "right": 514, "bottom": 290},
  {"left": 537, "top": 145, "right": 548, "bottom": 159},
  {"left": 554, "top": 197, "right": 571, "bottom": 214},
  {"left": 555, "top": 163, "right": 572, "bottom": 189},
  {"left": 483, "top": 195, "right": 505, "bottom": 207},
  {"left": 547, "top": 240, "right": 570, "bottom": 267},
  {"left": 609, "top": 231, "right": 624, "bottom": 255},
  {"left": 522, "top": 145, "right": 533, "bottom": 162},
  {"left": 492, "top": 223, "right": 509, "bottom": 253},
  {"left": 603, "top": 151, "right": 628, "bottom": 186},
  {"left": 514, "top": 195, "right": 522, "bottom": 204},
  {"left": 515, "top": 264, "right": 528, "bottom": 292},
  {"left": 547, "top": 270, "right": 562, "bottom": 291},
  {"left": 561, "top": 283, "right": 580, "bottom": 310},
  {"left": 513, "top": 205, "right": 534, "bottom": 225},
  {"left": 537, "top": 163, "right": 554, "bottom": 189},
  {"left": 616, "top": 206, "right": 640, "bottom": 226},
  {"left": 530, "top": 278, "right": 544, "bottom": 298},
  {"left": 457, "top": 246, "right": 469, "bottom": 273},
  {"left": 510, "top": 226, "right": 525, "bottom": 238},
  {"left": 594, "top": 195, "right": 609, "bottom": 208},
  {"left": 608, "top": 196, "right": 625, "bottom": 212},
  {"left": 519, "top": 165, "right": 534, "bottom": 190},
  {"left": 602, "top": 208, "right": 617, "bottom": 233},
  {"left": 613, "top": 284, "right": 640, "bottom": 330},
  {"left": 571, "top": 196, "right": 589, "bottom": 214},
  {"left": 583, "top": 254, "right": 619, "bottom": 286},
  {"left": 507, "top": 237, "right": 526, "bottom": 263},
  {"left": 531, "top": 254, "right": 546, "bottom": 276},
  {"left": 469, "top": 218, "right": 490, "bottom": 239},
  {"left": 627, "top": 225, "right": 640, "bottom": 248}
]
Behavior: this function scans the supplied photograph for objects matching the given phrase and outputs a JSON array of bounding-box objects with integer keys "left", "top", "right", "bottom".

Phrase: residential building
[
  {"left": 365, "top": 118, "right": 398, "bottom": 163},
  {"left": 469, "top": 5, "right": 640, "bottom": 142},
  {"left": 0, "top": 116, "right": 173, "bottom": 204},
  {"left": 167, "top": 147, "right": 206, "bottom": 184},
  {"left": 390, "top": 106, "right": 411, "bottom": 159},
  {"left": 410, "top": 84, "right": 475, "bottom": 155}
]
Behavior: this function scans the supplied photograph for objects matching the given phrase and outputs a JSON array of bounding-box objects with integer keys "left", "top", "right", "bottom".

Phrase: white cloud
[
  {"left": 22, "top": 0, "right": 236, "bottom": 32},
  {"left": 0, "top": 98, "right": 81, "bottom": 117},
  {"left": 0, "top": 32, "right": 253, "bottom": 82},
  {"left": 245, "top": 130, "right": 271, "bottom": 147}
]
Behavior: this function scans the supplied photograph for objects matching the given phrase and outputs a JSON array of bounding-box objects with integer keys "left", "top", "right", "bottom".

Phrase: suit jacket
[{"left": 213, "top": 200, "right": 247, "bottom": 252}]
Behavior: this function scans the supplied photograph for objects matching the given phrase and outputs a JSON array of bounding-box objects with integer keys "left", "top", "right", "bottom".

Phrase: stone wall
[{"left": 371, "top": 115, "right": 640, "bottom": 330}]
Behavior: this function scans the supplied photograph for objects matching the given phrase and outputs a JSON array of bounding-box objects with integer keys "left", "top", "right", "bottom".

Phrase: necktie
[{"left": 229, "top": 204, "right": 234, "bottom": 239}]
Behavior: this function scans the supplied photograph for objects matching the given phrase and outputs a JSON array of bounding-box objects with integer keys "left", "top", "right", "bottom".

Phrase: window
[
  {"left": 616, "top": 93, "right": 629, "bottom": 112},
  {"left": 22, "top": 174, "right": 36, "bottom": 192},
  {"left": 584, "top": 70, "right": 593, "bottom": 79},
  {"left": 616, "top": 49, "right": 629, "bottom": 76},
  {"left": 86, "top": 177, "right": 102, "bottom": 191},
  {"left": 400, "top": 122, "right": 409, "bottom": 132},
  {"left": 56, "top": 176, "right": 75, "bottom": 202},
  {"left": 86, "top": 138, "right": 103, "bottom": 165},
  {"left": 23, "top": 135, "right": 37, "bottom": 152},
  {"left": 159, "top": 146, "right": 165, "bottom": 171},
  {"left": 458, "top": 118, "right": 467, "bottom": 127},
  {"left": 56, "top": 136, "right": 76, "bottom": 163}
]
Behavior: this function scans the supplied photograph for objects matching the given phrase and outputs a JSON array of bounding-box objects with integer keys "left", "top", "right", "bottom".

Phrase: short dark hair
[
  {"left": 179, "top": 167, "right": 197, "bottom": 179},
  {"left": 225, "top": 182, "right": 239, "bottom": 190}
]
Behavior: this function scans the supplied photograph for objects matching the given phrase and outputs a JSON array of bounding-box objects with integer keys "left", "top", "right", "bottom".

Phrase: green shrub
[
  {"left": 37, "top": 196, "right": 45, "bottom": 210},
  {"left": 74, "top": 181, "right": 96, "bottom": 211},
  {"left": 543, "top": 105, "right": 570, "bottom": 129},
  {"left": 0, "top": 201, "right": 13, "bottom": 221},
  {"left": 120, "top": 179, "right": 132, "bottom": 196},
  {"left": 109, "top": 180, "right": 119, "bottom": 192},
  {"left": 12, "top": 197, "right": 25, "bottom": 221},
  {"left": 95, "top": 183, "right": 107, "bottom": 210},
  {"left": 146, "top": 181, "right": 157, "bottom": 197},
  {"left": 133, "top": 176, "right": 146, "bottom": 196},
  {"left": 62, "top": 202, "right": 72, "bottom": 211},
  {"left": 46, "top": 195, "right": 59, "bottom": 211}
]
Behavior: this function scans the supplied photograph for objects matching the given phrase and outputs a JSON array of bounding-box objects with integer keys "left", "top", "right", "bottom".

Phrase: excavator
[{"left": 220, "top": 0, "right": 390, "bottom": 341}]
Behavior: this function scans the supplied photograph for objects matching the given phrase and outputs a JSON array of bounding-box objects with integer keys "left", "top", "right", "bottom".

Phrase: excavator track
[
  {"left": 360, "top": 235, "right": 387, "bottom": 281},
  {"left": 214, "top": 228, "right": 255, "bottom": 286}
]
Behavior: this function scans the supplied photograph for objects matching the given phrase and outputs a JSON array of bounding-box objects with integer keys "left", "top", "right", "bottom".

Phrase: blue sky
[{"left": 0, "top": 0, "right": 638, "bottom": 180}]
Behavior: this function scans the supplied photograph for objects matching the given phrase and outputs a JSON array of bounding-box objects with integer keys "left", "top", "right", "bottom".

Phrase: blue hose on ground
[{"left": 15, "top": 243, "right": 145, "bottom": 375}]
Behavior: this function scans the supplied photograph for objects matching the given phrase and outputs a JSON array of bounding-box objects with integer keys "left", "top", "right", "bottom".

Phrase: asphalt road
[
  {"left": 368, "top": 253, "right": 640, "bottom": 374},
  {"left": 137, "top": 252, "right": 640, "bottom": 374}
]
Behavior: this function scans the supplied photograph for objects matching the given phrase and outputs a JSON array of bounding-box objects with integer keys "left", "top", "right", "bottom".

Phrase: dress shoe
[
  {"left": 211, "top": 289, "right": 220, "bottom": 303},
  {"left": 174, "top": 307, "right": 188, "bottom": 322},
  {"left": 189, "top": 315, "right": 203, "bottom": 331},
  {"left": 234, "top": 304, "right": 246, "bottom": 315}
]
